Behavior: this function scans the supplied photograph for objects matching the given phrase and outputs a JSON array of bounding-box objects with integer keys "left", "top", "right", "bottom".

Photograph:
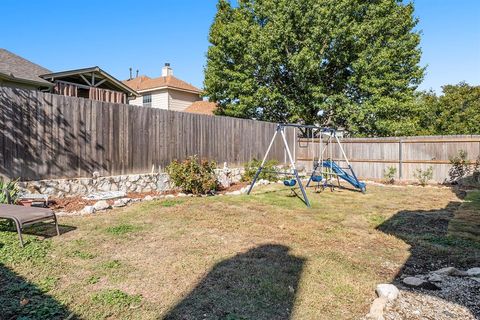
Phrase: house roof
[
  {"left": 123, "top": 75, "right": 201, "bottom": 94},
  {"left": 41, "top": 67, "right": 139, "bottom": 97},
  {"left": 184, "top": 101, "right": 217, "bottom": 115},
  {"left": 0, "top": 48, "right": 53, "bottom": 87}
]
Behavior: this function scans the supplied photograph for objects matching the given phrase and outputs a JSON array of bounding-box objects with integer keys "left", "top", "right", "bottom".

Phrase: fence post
[{"left": 399, "top": 138, "right": 403, "bottom": 180}]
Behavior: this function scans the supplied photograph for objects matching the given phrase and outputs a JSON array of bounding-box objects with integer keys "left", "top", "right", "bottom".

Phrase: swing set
[{"left": 246, "top": 123, "right": 366, "bottom": 207}]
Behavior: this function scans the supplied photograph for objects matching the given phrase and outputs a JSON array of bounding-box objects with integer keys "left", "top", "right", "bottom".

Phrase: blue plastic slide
[{"left": 322, "top": 160, "right": 366, "bottom": 192}]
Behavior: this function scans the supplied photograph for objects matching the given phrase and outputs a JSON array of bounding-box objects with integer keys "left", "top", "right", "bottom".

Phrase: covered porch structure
[{"left": 41, "top": 67, "right": 138, "bottom": 104}]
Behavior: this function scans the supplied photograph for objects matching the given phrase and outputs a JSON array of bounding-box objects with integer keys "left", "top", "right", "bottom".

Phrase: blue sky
[{"left": 1, "top": 0, "right": 479, "bottom": 93}]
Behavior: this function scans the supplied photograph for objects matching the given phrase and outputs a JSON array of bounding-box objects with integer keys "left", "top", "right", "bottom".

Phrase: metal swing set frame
[{"left": 246, "top": 123, "right": 363, "bottom": 207}]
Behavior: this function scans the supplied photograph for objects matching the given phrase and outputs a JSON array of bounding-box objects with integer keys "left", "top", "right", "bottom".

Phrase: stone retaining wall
[{"left": 18, "top": 167, "right": 244, "bottom": 197}]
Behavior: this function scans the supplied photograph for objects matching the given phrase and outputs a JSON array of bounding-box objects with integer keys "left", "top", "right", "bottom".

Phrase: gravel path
[{"left": 382, "top": 276, "right": 480, "bottom": 320}]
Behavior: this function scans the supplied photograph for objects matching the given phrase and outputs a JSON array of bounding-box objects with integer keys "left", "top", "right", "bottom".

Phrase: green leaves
[
  {"left": 166, "top": 155, "right": 219, "bottom": 195},
  {"left": 416, "top": 83, "right": 480, "bottom": 135},
  {"left": 205, "top": 0, "right": 425, "bottom": 136}
]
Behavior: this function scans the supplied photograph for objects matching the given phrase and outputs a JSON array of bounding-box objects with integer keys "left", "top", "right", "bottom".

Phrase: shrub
[
  {"left": 166, "top": 155, "right": 219, "bottom": 195},
  {"left": 242, "top": 159, "right": 280, "bottom": 182},
  {"left": 449, "top": 150, "right": 471, "bottom": 182},
  {"left": 414, "top": 166, "right": 433, "bottom": 186},
  {"left": 383, "top": 166, "right": 397, "bottom": 184},
  {"left": 0, "top": 178, "right": 19, "bottom": 204}
]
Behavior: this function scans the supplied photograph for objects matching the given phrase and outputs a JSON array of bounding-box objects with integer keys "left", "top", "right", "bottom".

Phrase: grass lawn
[{"left": 1, "top": 184, "right": 479, "bottom": 319}]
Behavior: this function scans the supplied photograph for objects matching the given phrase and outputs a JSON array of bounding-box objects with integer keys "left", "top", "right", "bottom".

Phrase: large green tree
[
  {"left": 204, "top": 0, "right": 424, "bottom": 136},
  {"left": 417, "top": 83, "right": 480, "bottom": 135}
]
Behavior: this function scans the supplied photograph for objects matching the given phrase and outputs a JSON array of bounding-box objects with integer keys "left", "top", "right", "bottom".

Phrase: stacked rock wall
[{"left": 18, "top": 168, "right": 244, "bottom": 197}]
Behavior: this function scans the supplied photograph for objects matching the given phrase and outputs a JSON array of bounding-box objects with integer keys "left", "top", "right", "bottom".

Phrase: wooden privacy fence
[
  {"left": 296, "top": 135, "right": 480, "bottom": 182},
  {"left": 0, "top": 87, "right": 291, "bottom": 180},
  {"left": 1, "top": 86, "right": 479, "bottom": 182}
]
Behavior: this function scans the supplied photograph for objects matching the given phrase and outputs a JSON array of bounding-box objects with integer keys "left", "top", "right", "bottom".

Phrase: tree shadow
[
  {"left": 162, "top": 244, "right": 305, "bottom": 320},
  {"left": 0, "top": 86, "right": 104, "bottom": 181},
  {"left": 0, "top": 262, "right": 76, "bottom": 319},
  {"left": 377, "top": 189, "right": 480, "bottom": 317}
]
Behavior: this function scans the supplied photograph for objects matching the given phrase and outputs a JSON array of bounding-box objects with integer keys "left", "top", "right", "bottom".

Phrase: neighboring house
[
  {"left": 184, "top": 100, "right": 217, "bottom": 115},
  {"left": 0, "top": 48, "right": 138, "bottom": 103},
  {"left": 0, "top": 48, "right": 53, "bottom": 90},
  {"left": 123, "top": 63, "right": 201, "bottom": 111}
]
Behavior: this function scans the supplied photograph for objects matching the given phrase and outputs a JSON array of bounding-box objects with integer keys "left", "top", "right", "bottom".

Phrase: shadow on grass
[
  {"left": 163, "top": 244, "right": 305, "bottom": 320},
  {"left": 0, "top": 262, "right": 76, "bottom": 319},
  {"left": 0, "top": 220, "right": 76, "bottom": 239},
  {"left": 377, "top": 190, "right": 480, "bottom": 317}
]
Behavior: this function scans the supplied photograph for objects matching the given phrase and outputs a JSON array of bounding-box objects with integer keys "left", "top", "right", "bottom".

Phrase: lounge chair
[{"left": 0, "top": 190, "right": 60, "bottom": 247}]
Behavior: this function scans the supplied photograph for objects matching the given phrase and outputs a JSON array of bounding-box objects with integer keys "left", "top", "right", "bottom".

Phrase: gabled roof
[
  {"left": 184, "top": 101, "right": 217, "bottom": 115},
  {"left": 0, "top": 48, "right": 53, "bottom": 87},
  {"left": 41, "top": 67, "right": 139, "bottom": 97},
  {"left": 123, "top": 75, "right": 201, "bottom": 94}
]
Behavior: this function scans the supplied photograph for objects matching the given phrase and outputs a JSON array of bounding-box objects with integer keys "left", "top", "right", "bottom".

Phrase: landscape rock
[
  {"left": 93, "top": 200, "right": 110, "bottom": 211},
  {"left": 366, "top": 297, "right": 387, "bottom": 320},
  {"left": 178, "top": 193, "right": 187, "bottom": 197},
  {"left": 433, "top": 267, "right": 467, "bottom": 277},
  {"left": 402, "top": 277, "right": 425, "bottom": 287},
  {"left": 165, "top": 194, "right": 175, "bottom": 198},
  {"left": 143, "top": 195, "right": 154, "bottom": 201},
  {"left": 113, "top": 198, "right": 131, "bottom": 207},
  {"left": 376, "top": 284, "right": 399, "bottom": 301},
  {"left": 466, "top": 268, "right": 480, "bottom": 277},
  {"left": 428, "top": 273, "right": 443, "bottom": 282},
  {"left": 20, "top": 170, "right": 244, "bottom": 197},
  {"left": 217, "top": 172, "right": 230, "bottom": 189},
  {"left": 82, "top": 205, "right": 96, "bottom": 214},
  {"left": 128, "top": 175, "right": 140, "bottom": 182}
]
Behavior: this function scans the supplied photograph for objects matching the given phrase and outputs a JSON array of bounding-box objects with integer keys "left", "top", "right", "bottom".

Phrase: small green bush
[
  {"left": 383, "top": 166, "right": 397, "bottom": 184},
  {"left": 242, "top": 159, "right": 280, "bottom": 182},
  {"left": 0, "top": 178, "right": 19, "bottom": 204},
  {"left": 166, "top": 155, "right": 219, "bottom": 195},
  {"left": 449, "top": 150, "right": 471, "bottom": 182},
  {"left": 414, "top": 166, "right": 433, "bottom": 186}
]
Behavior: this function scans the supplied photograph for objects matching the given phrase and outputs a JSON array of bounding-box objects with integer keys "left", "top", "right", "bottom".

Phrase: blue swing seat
[
  {"left": 283, "top": 179, "right": 297, "bottom": 187},
  {"left": 311, "top": 175, "right": 323, "bottom": 182}
]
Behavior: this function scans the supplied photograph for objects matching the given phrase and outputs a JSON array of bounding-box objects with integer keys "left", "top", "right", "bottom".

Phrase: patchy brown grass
[{"left": 1, "top": 184, "right": 478, "bottom": 319}]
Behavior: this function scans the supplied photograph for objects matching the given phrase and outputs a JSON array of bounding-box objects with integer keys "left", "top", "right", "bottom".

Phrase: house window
[{"left": 143, "top": 94, "right": 152, "bottom": 107}]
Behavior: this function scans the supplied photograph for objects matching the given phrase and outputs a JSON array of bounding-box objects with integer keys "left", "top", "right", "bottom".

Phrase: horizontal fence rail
[{"left": 0, "top": 87, "right": 292, "bottom": 180}]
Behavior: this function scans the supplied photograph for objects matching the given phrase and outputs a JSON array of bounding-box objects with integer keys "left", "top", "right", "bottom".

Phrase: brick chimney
[{"left": 162, "top": 63, "right": 173, "bottom": 77}]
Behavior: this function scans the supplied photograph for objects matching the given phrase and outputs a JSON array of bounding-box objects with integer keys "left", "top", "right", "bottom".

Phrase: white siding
[
  {"left": 169, "top": 90, "right": 201, "bottom": 112},
  {"left": 130, "top": 89, "right": 168, "bottom": 109},
  {"left": 129, "top": 88, "right": 200, "bottom": 111},
  {"left": 151, "top": 89, "right": 169, "bottom": 109},
  {"left": 129, "top": 96, "right": 143, "bottom": 106}
]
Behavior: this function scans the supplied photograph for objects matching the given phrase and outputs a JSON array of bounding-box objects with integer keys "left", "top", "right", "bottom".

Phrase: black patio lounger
[{"left": 0, "top": 190, "right": 60, "bottom": 247}]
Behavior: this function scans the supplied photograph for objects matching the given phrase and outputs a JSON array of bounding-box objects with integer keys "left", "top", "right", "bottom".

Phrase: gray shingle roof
[{"left": 0, "top": 48, "right": 52, "bottom": 86}]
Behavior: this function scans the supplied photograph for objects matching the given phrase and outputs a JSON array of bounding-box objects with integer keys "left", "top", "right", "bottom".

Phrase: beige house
[{"left": 123, "top": 63, "right": 201, "bottom": 111}]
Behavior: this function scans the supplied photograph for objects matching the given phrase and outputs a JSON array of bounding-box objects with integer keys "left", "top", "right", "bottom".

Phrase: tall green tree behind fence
[
  {"left": 0, "top": 87, "right": 290, "bottom": 180},
  {"left": 204, "top": 0, "right": 424, "bottom": 136}
]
